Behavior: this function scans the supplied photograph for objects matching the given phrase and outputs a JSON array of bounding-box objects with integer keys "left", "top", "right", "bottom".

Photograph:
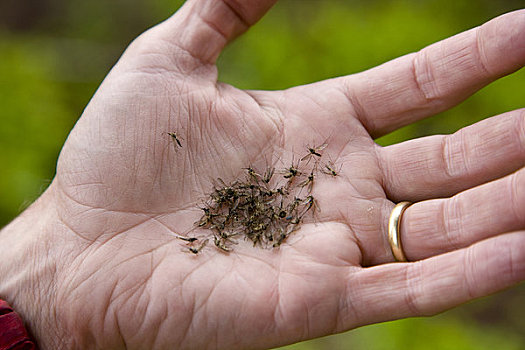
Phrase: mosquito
[
  {"left": 301, "top": 143, "right": 327, "bottom": 162},
  {"left": 262, "top": 167, "right": 275, "bottom": 184},
  {"left": 213, "top": 236, "right": 232, "bottom": 252},
  {"left": 285, "top": 197, "right": 302, "bottom": 219},
  {"left": 195, "top": 206, "right": 218, "bottom": 228},
  {"left": 301, "top": 195, "right": 319, "bottom": 215},
  {"left": 188, "top": 239, "right": 208, "bottom": 254},
  {"left": 322, "top": 161, "right": 339, "bottom": 177},
  {"left": 272, "top": 229, "right": 288, "bottom": 247},
  {"left": 167, "top": 132, "right": 183, "bottom": 148},
  {"left": 243, "top": 166, "right": 261, "bottom": 183},
  {"left": 298, "top": 171, "right": 315, "bottom": 193},
  {"left": 281, "top": 157, "right": 301, "bottom": 181},
  {"left": 175, "top": 234, "right": 198, "bottom": 243}
]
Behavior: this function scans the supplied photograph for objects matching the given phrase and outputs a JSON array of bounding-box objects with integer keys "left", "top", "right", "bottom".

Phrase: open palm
[{"left": 23, "top": 2, "right": 525, "bottom": 349}]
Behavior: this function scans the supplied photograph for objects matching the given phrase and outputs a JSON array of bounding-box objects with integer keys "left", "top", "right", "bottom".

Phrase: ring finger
[{"left": 397, "top": 165, "right": 525, "bottom": 261}]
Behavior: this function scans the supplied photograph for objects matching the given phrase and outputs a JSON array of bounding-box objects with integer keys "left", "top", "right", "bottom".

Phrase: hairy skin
[{"left": 1, "top": 1, "right": 525, "bottom": 349}]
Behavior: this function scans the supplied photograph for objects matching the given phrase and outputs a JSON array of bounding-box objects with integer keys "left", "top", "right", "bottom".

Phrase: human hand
[{"left": 1, "top": 1, "right": 524, "bottom": 349}]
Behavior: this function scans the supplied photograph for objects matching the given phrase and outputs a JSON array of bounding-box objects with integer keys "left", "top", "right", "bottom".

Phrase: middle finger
[{"left": 379, "top": 109, "right": 525, "bottom": 202}]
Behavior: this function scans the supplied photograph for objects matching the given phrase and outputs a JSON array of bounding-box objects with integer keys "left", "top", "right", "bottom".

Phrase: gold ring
[{"left": 388, "top": 201, "right": 412, "bottom": 262}]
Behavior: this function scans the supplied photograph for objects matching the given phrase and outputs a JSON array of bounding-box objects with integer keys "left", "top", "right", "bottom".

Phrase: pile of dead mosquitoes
[{"left": 168, "top": 132, "right": 338, "bottom": 254}]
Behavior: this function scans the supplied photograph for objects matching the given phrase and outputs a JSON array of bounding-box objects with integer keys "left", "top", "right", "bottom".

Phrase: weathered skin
[{"left": 1, "top": 2, "right": 525, "bottom": 349}]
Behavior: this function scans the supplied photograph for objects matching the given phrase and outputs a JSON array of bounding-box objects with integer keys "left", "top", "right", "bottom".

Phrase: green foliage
[
  {"left": 277, "top": 313, "right": 525, "bottom": 350},
  {"left": 0, "top": 34, "right": 73, "bottom": 224}
]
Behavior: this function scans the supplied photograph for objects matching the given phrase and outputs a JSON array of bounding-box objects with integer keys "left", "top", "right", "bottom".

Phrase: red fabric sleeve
[{"left": 0, "top": 300, "right": 37, "bottom": 350}]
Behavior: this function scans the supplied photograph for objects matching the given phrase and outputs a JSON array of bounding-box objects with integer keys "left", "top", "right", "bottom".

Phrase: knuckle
[
  {"left": 509, "top": 169, "right": 525, "bottom": 227},
  {"left": 441, "top": 197, "right": 463, "bottom": 251},
  {"left": 403, "top": 262, "right": 425, "bottom": 315},
  {"left": 441, "top": 132, "right": 469, "bottom": 179},
  {"left": 412, "top": 49, "right": 442, "bottom": 104}
]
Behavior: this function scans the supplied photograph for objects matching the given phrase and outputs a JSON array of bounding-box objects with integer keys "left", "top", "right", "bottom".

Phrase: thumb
[{"left": 144, "top": 0, "right": 278, "bottom": 70}]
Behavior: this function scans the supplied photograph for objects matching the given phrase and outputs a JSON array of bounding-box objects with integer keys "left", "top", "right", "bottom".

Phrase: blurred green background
[{"left": 0, "top": 0, "right": 524, "bottom": 348}]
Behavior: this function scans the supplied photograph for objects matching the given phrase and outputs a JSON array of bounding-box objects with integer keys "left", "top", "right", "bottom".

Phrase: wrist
[{"left": 0, "top": 184, "right": 63, "bottom": 349}]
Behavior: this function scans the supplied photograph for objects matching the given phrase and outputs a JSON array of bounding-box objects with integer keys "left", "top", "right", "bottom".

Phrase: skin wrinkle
[
  {"left": 403, "top": 263, "right": 422, "bottom": 316},
  {"left": 196, "top": 11, "right": 229, "bottom": 44},
  {"left": 150, "top": 215, "right": 190, "bottom": 237},
  {"left": 242, "top": 118, "right": 277, "bottom": 159},
  {"left": 235, "top": 251, "right": 278, "bottom": 270},
  {"left": 61, "top": 255, "right": 108, "bottom": 298},
  {"left": 114, "top": 72, "right": 191, "bottom": 102},
  {"left": 332, "top": 279, "right": 345, "bottom": 334},
  {"left": 193, "top": 103, "right": 230, "bottom": 177},
  {"left": 441, "top": 196, "right": 463, "bottom": 251},
  {"left": 441, "top": 133, "right": 456, "bottom": 180},
  {"left": 462, "top": 247, "right": 477, "bottom": 300},
  {"left": 349, "top": 273, "right": 370, "bottom": 327},
  {"left": 230, "top": 272, "right": 267, "bottom": 347},
  {"left": 245, "top": 90, "right": 284, "bottom": 135},
  {"left": 474, "top": 24, "right": 492, "bottom": 77},
  {"left": 508, "top": 236, "right": 516, "bottom": 282},
  {"left": 125, "top": 59, "right": 188, "bottom": 82},
  {"left": 275, "top": 261, "right": 340, "bottom": 341},
  {"left": 342, "top": 215, "right": 364, "bottom": 264},
  {"left": 267, "top": 255, "right": 283, "bottom": 338},
  {"left": 222, "top": 0, "right": 252, "bottom": 28},
  {"left": 148, "top": 301, "right": 170, "bottom": 350},
  {"left": 199, "top": 276, "right": 228, "bottom": 350},
  {"left": 456, "top": 124, "right": 472, "bottom": 178},
  {"left": 113, "top": 307, "right": 127, "bottom": 350},
  {"left": 336, "top": 270, "right": 361, "bottom": 333},
  {"left": 502, "top": 234, "right": 525, "bottom": 286},
  {"left": 110, "top": 241, "right": 174, "bottom": 275},
  {"left": 340, "top": 79, "right": 371, "bottom": 135},
  {"left": 372, "top": 142, "right": 388, "bottom": 193},
  {"left": 151, "top": 95, "right": 161, "bottom": 184},
  {"left": 517, "top": 109, "right": 525, "bottom": 158},
  {"left": 451, "top": 129, "right": 476, "bottom": 179},
  {"left": 302, "top": 298, "right": 311, "bottom": 341},
  {"left": 411, "top": 50, "right": 437, "bottom": 104},
  {"left": 509, "top": 172, "right": 524, "bottom": 228},
  {"left": 61, "top": 227, "right": 164, "bottom": 306},
  {"left": 57, "top": 178, "right": 171, "bottom": 215},
  {"left": 175, "top": 287, "right": 195, "bottom": 350},
  {"left": 55, "top": 208, "right": 93, "bottom": 243},
  {"left": 217, "top": 103, "right": 251, "bottom": 156},
  {"left": 271, "top": 271, "right": 301, "bottom": 341},
  {"left": 103, "top": 280, "right": 126, "bottom": 349},
  {"left": 212, "top": 100, "right": 243, "bottom": 155},
  {"left": 143, "top": 253, "right": 158, "bottom": 343},
  {"left": 166, "top": 10, "right": 224, "bottom": 76},
  {"left": 344, "top": 217, "right": 373, "bottom": 262},
  {"left": 146, "top": 28, "right": 216, "bottom": 72},
  {"left": 177, "top": 253, "right": 222, "bottom": 292},
  {"left": 124, "top": 280, "right": 155, "bottom": 347},
  {"left": 378, "top": 149, "right": 401, "bottom": 201},
  {"left": 89, "top": 253, "right": 160, "bottom": 347},
  {"left": 96, "top": 216, "right": 155, "bottom": 247}
]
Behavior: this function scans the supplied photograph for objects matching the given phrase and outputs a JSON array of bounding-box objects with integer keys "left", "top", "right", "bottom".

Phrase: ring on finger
[{"left": 388, "top": 201, "right": 412, "bottom": 262}]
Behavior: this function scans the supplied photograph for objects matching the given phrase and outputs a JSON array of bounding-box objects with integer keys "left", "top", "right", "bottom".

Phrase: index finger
[{"left": 338, "top": 10, "right": 525, "bottom": 138}]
